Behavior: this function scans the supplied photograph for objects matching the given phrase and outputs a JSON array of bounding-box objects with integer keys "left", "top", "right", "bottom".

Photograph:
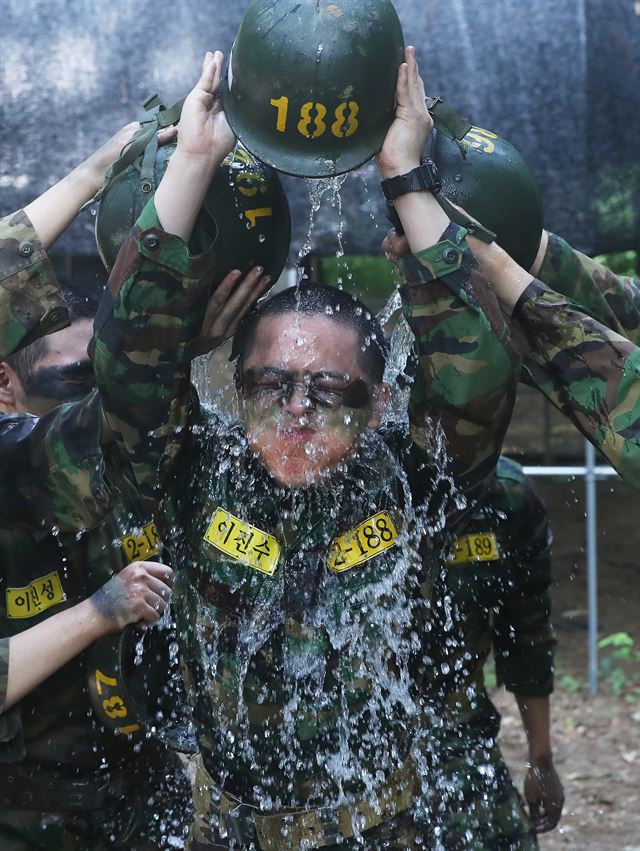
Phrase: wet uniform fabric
[
  {"left": 0, "top": 211, "right": 190, "bottom": 850},
  {"left": 91, "top": 203, "right": 533, "bottom": 849},
  {"left": 538, "top": 232, "right": 640, "bottom": 345},
  {"left": 0, "top": 210, "right": 69, "bottom": 358},
  {"left": 416, "top": 456, "right": 554, "bottom": 850},
  {"left": 508, "top": 234, "right": 640, "bottom": 489}
]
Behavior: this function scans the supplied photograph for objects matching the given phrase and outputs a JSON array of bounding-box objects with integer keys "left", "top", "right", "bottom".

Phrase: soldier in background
[
  {"left": 424, "top": 457, "right": 563, "bottom": 842},
  {"left": 0, "top": 121, "right": 141, "bottom": 361},
  {"left": 88, "top": 46, "right": 550, "bottom": 849},
  {"left": 0, "top": 130, "right": 188, "bottom": 848},
  {"left": 0, "top": 275, "right": 188, "bottom": 850}
]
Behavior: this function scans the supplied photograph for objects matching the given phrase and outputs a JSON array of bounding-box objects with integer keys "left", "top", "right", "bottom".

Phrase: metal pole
[{"left": 584, "top": 441, "right": 599, "bottom": 696}]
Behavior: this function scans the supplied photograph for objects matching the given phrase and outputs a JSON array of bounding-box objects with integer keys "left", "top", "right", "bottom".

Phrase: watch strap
[{"left": 380, "top": 159, "right": 442, "bottom": 202}]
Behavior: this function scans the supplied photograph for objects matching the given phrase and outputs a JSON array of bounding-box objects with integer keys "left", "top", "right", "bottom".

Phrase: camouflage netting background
[{"left": 1, "top": 0, "right": 639, "bottom": 261}]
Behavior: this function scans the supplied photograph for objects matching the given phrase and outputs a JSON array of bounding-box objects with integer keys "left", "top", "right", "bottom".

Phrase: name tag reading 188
[
  {"left": 203, "top": 508, "right": 281, "bottom": 576},
  {"left": 448, "top": 532, "right": 500, "bottom": 565},
  {"left": 328, "top": 511, "right": 399, "bottom": 574}
]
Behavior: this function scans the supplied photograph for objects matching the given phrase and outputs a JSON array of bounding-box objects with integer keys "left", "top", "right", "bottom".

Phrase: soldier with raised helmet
[
  {"left": 0, "top": 117, "right": 291, "bottom": 846},
  {"left": 86, "top": 34, "right": 560, "bottom": 846},
  {"left": 0, "top": 126, "right": 197, "bottom": 848}
]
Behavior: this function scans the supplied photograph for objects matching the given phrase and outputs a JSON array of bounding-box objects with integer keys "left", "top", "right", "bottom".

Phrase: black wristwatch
[{"left": 380, "top": 158, "right": 442, "bottom": 201}]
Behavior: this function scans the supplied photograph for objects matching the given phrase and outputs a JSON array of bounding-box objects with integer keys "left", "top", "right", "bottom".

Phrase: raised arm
[
  {"left": 0, "top": 209, "right": 68, "bottom": 359},
  {"left": 377, "top": 49, "right": 520, "bottom": 517},
  {"left": 0, "top": 123, "right": 144, "bottom": 359},
  {"left": 91, "top": 52, "right": 270, "bottom": 510},
  {"left": 535, "top": 230, "right": 640, "bottom": 343},
  {"left": 466, "top": 232, "right": 640, "bottom": 488}
]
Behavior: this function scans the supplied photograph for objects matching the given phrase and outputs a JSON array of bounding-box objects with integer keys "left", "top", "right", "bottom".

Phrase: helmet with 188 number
[{"left": 221, "top": 0, "right": 405, "bottom": 178}]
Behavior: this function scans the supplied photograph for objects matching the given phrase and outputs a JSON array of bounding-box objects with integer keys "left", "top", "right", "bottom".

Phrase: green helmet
[
  {"left": 221, "top": 0, "right": 405, "bottom": 177},
  {"left": 87, "top": 625, "right": 192, "bottom": 748},
  {"left": 95, "top": 140, "right": 291, "bottom": 282},
  {"left": 430, "top": 124, "right": 543, "bottom": 269}
]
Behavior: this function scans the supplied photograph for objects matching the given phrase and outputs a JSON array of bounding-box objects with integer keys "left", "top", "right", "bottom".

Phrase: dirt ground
[{"left": 491, "top": 472, "right": 640, "bottom": 851}]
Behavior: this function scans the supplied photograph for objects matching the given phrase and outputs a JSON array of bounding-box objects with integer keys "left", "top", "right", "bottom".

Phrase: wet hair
[
  {"left": 233, "top": 284, "right": 388, "bottom": 386},
  {"left": 5, "top": 277, "right": 102, "bottom": 387}
]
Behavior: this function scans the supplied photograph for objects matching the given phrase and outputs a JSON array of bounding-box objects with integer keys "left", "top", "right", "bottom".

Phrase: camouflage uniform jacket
[
  {"left": 539, "top": 232, "right": 640, "bottom": 344},
  {"left": 0, "top": 207, "right": 72, "bottom": 761},
  {"left": 0, "top": 209, "right": 69, "bottom": 358},
  {"left": 91, "top": 202, "right": 521, "bottom": 815},
  {"left": 0, "top": 211, "right": 184, "bottom": 814},
  {"left": 430, "top": 455, "right": 555, "bottom": 747},
  {"left": 512, "top": 275, "right": 640, "bottom": 488},
  {"left": 0, "top": 207, "right": 114, "bottom": 530},
  {"left": 0, "top": 476, "right": 172, "bottom": 809}
]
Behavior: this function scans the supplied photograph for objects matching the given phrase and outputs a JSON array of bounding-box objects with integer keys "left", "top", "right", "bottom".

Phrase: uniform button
[
  {"left": 442, "top": 247, "right": 459, "bottom": 264},
  {"left": 18, "top": 240, "right": 33, "bottom": 256},
  {"left": 48, "top": 307, "right": 67, "bottom": 323},
  {"left": 142, "top": 233, "right": 160, "bottom": 250}
]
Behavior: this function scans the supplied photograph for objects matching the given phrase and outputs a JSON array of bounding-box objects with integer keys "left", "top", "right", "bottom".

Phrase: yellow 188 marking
[
  {"left": 270, "top": 96, "right": 360, "bottom": 139},
  {"left": 328, "top": 511, "right": 398, "bottom": 573}
]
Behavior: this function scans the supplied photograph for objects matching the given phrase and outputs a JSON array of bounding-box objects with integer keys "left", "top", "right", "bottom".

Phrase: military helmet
[
  {"left": 87, "top": 624, "right": 192, "bottom": 748},
  {"left": 95, "top": 140, "right": 291, "bottom": 283},
  {"left": 429, "top": 125, "right": 543, "bottom": 270},
  {"left": 221, "top": 0, "right": 405, "bottom": 177}
]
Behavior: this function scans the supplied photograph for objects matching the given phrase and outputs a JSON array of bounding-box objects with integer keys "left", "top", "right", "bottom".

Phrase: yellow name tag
[
  {"left": 448, "top": 532, "right": 500, "bottom": 564},
  {"left": 328, "top": 511, "right": 398, "bottom": 574},
  {"left": 203, "top": 508, "right": 281, "bottom": 576},
  {"left": 6, "top": 571, "right": 66, "bottom": 619},
  {"left": 121, "top": 522, "right": 162, "bottom": 563}
]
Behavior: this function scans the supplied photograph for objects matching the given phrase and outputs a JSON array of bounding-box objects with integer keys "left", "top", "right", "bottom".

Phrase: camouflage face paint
[{"left": 24, "top": 359, "right": 95, "bottom": 413}]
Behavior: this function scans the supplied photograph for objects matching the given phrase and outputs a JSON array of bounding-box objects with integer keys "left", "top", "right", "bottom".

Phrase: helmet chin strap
[{"left": 81, "top": 93, "right": 185, "bottom": 210}]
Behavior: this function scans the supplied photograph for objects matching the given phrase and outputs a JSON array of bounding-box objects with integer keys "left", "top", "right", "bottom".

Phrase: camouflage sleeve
[
  {"left": 91, "top": 200, "right": 215, "bottom": 509},
  {"left": 0, "top": 209, "right": 69, "bottom": 359},
  {"left": 400, "top": 223, "right": 521, "bottom": 519},
  {"left": 0, "top": 390, "right": 118, "bottom": 531},
  {"left": 514, "top": 279, "right": 640, "bottom": 489},
  {"left": 491, "top": 462, "right": 556, "bottom": 697},
  {"left": 538, "top": 232, "right": 640, "bottom": 344}
]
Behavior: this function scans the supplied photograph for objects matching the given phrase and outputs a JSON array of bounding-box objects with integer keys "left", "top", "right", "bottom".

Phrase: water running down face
[{"left": 238, "top": 313, "right": 388, "bottom": 488}]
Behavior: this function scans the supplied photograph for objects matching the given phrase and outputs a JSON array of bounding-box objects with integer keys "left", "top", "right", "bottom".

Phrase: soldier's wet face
[
  {"left": 8, "top": 320, "right": 95, "bottom": 416},
  {"left": 239, "top": 313, "right": 384, "bottom": 487}
]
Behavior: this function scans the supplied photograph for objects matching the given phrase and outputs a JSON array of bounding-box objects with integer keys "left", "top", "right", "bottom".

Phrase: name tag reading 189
[{"left": 448, "top": 532, "right": 499, "bottom": 565}]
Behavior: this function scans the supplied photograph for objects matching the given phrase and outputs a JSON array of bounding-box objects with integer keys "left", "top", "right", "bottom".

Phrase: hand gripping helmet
[
  {"left": 429, "top": 124, "right": 544, "bottom": 270},
  {"left": 221, "top": 0, "right": 405, "bottom": 177},
  {"left": 95, "top": 139, "right": 291, "bottom": 283}
]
